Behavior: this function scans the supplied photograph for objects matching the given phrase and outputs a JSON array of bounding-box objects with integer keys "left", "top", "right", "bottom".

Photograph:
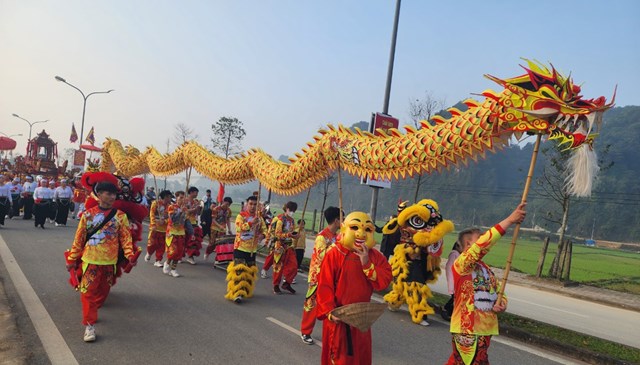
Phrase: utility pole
[{"left": 370, "top": 0, "right": 401, "bottom": 223}]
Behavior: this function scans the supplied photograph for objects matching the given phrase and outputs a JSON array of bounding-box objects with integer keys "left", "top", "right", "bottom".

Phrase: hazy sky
[{"left": 1, "top": 1, "right": 638, "bottom": 161}]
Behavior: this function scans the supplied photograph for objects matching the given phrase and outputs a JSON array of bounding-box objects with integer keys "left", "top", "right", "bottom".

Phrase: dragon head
[{"left": 484, "top": 60, "right": 615, "bottom": 150}]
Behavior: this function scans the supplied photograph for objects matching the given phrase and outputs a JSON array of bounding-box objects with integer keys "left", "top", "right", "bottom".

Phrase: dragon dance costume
[
  {"left": 184, "top": 196, "right": 203, "bottom": 260},
  {"left": 271, "top": 213, "right": 298, "bottom": 292},
  {"left": 447, "top": 225, "right": 507, "bottom": 365},
  {"left": 225, "top": 209, "right": 266, "bottom": 302},
  {"left": 164, "top": 202, "right": 186, "bottom": 275},
  {"left": 147, "top": 199, "right": 168, "bottom": 264},
  {"left": 205, "top": 203, "right": 232, "bottom": 258}
]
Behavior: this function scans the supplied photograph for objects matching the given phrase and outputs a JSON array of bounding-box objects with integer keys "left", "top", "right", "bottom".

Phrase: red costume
[
  {"left": 271, "top": 213, "right": 298, "bottom": 289},
  {"left": 316, "top": 240, "right": 392, "bottom": 364}
]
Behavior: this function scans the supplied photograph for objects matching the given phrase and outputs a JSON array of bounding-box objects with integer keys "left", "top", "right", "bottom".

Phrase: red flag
[
  {"left": 217, "top": 182, "right": 225, "bottom": 203},
  {"left": 70, "top": 123, "right": 78, "bottom": 143}
]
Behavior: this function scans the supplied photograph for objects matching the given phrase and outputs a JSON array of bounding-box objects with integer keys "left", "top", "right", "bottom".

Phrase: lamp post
[
  {"left": 11, "top": 114, "right": 48, "bottom": 142},
  {"left": 54, "top": 76, "right": 113, "bottom": 147}
]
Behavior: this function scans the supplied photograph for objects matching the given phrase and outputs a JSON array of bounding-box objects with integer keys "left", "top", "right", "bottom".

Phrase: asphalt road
[{"left": 0, "top": 218, "right": 586, "bottom": 365}]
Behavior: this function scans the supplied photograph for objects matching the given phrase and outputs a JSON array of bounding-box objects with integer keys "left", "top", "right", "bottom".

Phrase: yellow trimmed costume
[{"left": 383, "top": 199, "right": 454, "bottom": 325}]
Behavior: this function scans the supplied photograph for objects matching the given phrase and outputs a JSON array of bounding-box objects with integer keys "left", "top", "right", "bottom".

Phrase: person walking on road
[
  {"left": 22, "top": 175, "right": 36, "bottom": 220},
  {"left": 145, "top": 190, "right": 172, "bottom": 267},
  {"left": 53, "top": 179, "right": 73, "bottom": 226},
  {"left": 0, "top": 175, "right": 12, "bottom": 227},
  {"left": 163, "top": 191, "right": 187, "bottom": 277},
  {"left": 33, "top": 179, "right": 52, "bottom": 229},
  {"left": 65, "top": 181, "right": 137, "bottom": 342},
  {"left": 446, "top": 202, "right": 526, "bottom": 365},
  {"left": 299, "top": 207, "right": 340, "bottom": 345}
]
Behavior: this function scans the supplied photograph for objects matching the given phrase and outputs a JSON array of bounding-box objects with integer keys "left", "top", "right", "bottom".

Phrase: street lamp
[
  {"left": 11, "top": 113, "right": 48, "bottom": 141},
  {"left": 54, "top": 75, "right": 114, "bottom": 147}
]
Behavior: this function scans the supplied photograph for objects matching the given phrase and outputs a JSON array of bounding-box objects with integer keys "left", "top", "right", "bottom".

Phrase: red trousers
[
  {"left": 263, "top": 251, "right": 274, "bottom": 271},
  {"left": 147, "top": 231, "right": 166, "bottom": 261},
  {"left": 80, "top": 264, "right": 114, "bottom": 325},
  {"left": 167, "top": 235, "right": 186, "bottom": 261},
  {"left": 300, "top": 292, "right": 318, "bottom": 335},
  {"left": 273, "top": 247, "right": 297, "bottom": 286}
]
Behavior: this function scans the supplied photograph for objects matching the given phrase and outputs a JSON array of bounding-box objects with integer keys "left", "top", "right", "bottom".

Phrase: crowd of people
[
  {"left": 25, "top": 175, "right": 527, "bottom": 365},
  {"left": 0, "top": 173, "right": 86, "bottom": 229}
]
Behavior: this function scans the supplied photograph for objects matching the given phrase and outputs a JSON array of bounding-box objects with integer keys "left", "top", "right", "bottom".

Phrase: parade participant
[
  {"left": 47, "top": 180, "right": 57, "bottom": 223},
  {"left": 201, "top": 189, "right": 214, "bottom": 241},
  {"left": 224, "top": 195, "right": 266, "bottom": 304},
  {"left": 183, "top": 186, "right": 202, "bottom": 265},
  {"left": 204, "top": 196, "right": 232, "bottom": 261},
  {"left": 294, "top": 219, "right": 307, "bottom": 273},
  {"left": 22, "top": 176, "right": 36, "bottom": 220},
  {"left": 71, "top": 174, "right": 87, "bottom": 219},
  {"left": 300, "top": 207, "right": 340, "bottom": 345},
  {"left": 8, "top": 177, "right": 23, "bottom": 218},
  {"left": 383, "top": 199, "right": 454, "bottom": 326},
  {"left": 163, "top": 191, "right": 187, "bottom": 277},
  {"left": 54, "top": 178, "right": 74, "bottom": 226},
  {"left": 316, "top": 211, "right": 392, "bottom": 365},
  {"left": 145, "top": 190, "right": 172, "bottom": 267},
  {"left": 33, "top": 179, "right": 53, "bottom": 229},
  {"left": 271, "top": 201, "right": 299, "bottom": 294},
  {"left": 446, "top": 203, "right": 526, "bottom": 365},
  {"left": 65, "top": 181, "right": 137, "bottom": 342},
  {"left": 442, "top": 240, "right": 462, "bottom": 321},
  {"left": 0, "top": 175, "right": 12, "bottom": 227}
]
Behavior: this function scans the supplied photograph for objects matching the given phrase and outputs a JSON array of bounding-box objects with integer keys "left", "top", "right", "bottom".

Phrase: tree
[
  {"left": 211, "top": 116, "right": 246, "bottom": 159},
  {"left": 407, "top": 91, "right": 446, "bottom": 202},
  {"left": 539, "top": 144, "right": 613, "bottom": 280},
  {"left": 173, "top": 123, "right": 198, "bottom": 189}
]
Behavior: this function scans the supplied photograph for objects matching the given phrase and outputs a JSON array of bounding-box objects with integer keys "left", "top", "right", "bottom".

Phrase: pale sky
[{"left": 1, "top": 1, "right": 638, "bottom": 162}]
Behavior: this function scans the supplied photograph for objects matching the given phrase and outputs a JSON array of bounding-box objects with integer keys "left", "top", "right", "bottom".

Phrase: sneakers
[
  {"left": 185, "top": 257, "right": 196, "bottom": 265},
  {"left": 170, "top": 270, "right": 180, "bottom": 277},
  {"left": 291, "top": 278, "right": 297, "bottom": 284},
  {"left": 144, "top": 253, "right": 151, "bottom": 262},
  {"left": 233, "top": 296, "right": 243, "bottom": 304},
  {"left": 83, "top": 325, "right": 96, "bottom": 342},
  {"left": 55, "top": 223, "right": 60, "bottom": 227},
  {"left": 260, "top": 269, "right": 268, "bottom": 279},
  {"left": 282, "top": 282, "right": 296, "bottom": 294},
  {"left": 162, "top": 262, "right": 171, "bottom": 275},
  {"left": 301, "top": 334, "right": 314, "bottom": 345},
  {"left": 419, "top": 319, "right": 430, "bottom": 326},
  {"left": 153, "top": 261, "right": 163, "bottom": 267},
  {"left": 203, "top": 253, "right": 209, "bottom": 261},
  {"left": 387, "top": 305, "right": 398, "bottom": 312},
  {"left": 273, "top": 285, "right": 282, "bottom": 294}
]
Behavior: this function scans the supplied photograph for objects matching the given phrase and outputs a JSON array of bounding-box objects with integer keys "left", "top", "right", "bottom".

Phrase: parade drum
[
  {"left": 330, "top": 302, "right": 387, "bottom": 332},
  {"left": 213, "top": 235, "right": 235, "bottom": 269}
]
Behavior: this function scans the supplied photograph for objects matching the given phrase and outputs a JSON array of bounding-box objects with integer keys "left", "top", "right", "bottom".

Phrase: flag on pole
[
  {"left": 85, "top": 127, "right": 95, "bottom": 145},
  {"left": 70, "top": 123, "right": 78, "bottom": 143},
  {"left": 217, "top": 182, "right": 225, "bottom": 203}
]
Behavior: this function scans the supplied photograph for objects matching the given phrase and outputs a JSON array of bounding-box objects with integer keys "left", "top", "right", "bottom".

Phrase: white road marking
[
  {"left": 493, "top": 337, "right": 588, "bottom": 365},
  {"left": 0, "top": 234, "right": 79, "bottom": 365},
  {"left": 266, "top": 316, "right": 322, "bottom": 347},
  {"left": 509, "top": 297, "right": 589, "bottom": 318}
]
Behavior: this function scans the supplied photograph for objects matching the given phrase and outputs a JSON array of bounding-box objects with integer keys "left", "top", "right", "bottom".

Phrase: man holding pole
[{"left": 446, "top": 202, "right": 526, "bottom": 365}]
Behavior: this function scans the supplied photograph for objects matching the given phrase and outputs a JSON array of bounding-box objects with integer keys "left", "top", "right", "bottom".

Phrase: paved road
[{"left": 0, "top": 219, "right": 586, "bottom": 364}]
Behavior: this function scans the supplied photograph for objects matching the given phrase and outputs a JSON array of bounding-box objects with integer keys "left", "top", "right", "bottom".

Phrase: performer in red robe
[{"left": 316, "top": 211, "right": 392, "bottom": 365}]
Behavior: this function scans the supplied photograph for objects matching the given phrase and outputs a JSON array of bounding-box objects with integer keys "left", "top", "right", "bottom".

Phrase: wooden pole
[
  {"left": 301, "top": 187, "right": 311, "bottom": 220},
  {"left": 337, "top": 168, "right": 343, "bottom": 223},
  {"left": 497, "top": 133, "right": 542, "bottom": 304}
]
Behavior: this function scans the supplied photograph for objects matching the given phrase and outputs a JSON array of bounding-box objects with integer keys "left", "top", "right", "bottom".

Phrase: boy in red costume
[
  {"left": 204, "top": 196, "right": 232, "bottom": 261},
  {"left": 183, "top": 186, "right": 202, "bottom": 265},
  {"left": 65, "top": 182, "right": 137, "bottom": 342},
  {"left": 446, "top": 203, "right": 526, "bottom": 365},
  {"left": 316, "top": 211, "right": 392, "bottom": 365},
  {"left": 300, "top": 206, "right": 341, "bottom": 345},
  {"left": 163, "top": 191, "right": 187, "bottom": 277},
  {"left": 145, "top": 190, "right": 172, "bottom": 267},
  {"left": 271, "top": 201, "right": 299, "bottom": 294}
]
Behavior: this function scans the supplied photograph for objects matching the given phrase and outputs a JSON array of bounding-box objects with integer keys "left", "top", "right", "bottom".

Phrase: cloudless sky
[{"left": 1, "top": 1, "right": 638, "bottom": 162}]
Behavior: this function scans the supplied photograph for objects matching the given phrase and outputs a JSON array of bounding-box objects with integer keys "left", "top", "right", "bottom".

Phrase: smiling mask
[{"left": 340, "top": 211, "right": 376, "bottom": 251}]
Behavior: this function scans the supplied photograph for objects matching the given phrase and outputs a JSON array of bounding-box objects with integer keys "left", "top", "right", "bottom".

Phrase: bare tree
[
  {"left": 211, "top": 116, "right": 246, "bottom": 159},
  {"left": 539, "top": 145, "right": 613, "bottom": 279},
  {"left": 407, "top": 91, "right": 446, "bottom": 201},
  {"left": 318, "top": 174, "right": 337, "bottom": 230},
  {"left": 173, "top": 123, "right": 198, "bottom": 189}
]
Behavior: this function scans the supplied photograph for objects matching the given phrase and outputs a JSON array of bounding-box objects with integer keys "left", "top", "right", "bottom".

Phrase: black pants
[
  {"left": 0, "top": 198, "right": 9, "bottom": 225},
  {"left": 444, "top": 295, "right": 455, "bottom": 317},
  {"left": 10, "top": 196, "right": 21, "bottom": 217},
  {"left": 295, "top": 248, "right": 304, "bottom": 269},
  {"left": 23, "top": 196, "right": 34, "bottom": 219},
  {"left": 55, "top": 199, "right": 70, "bottom": 225},
  {"left": 48, "top": 202, "right": 57, "bottom": 220},
  {"left": 233, "top": 249, "right": 256, "bottom": 266},
  {"left": 34, "top": 201, "right": 51, "bottom": 227}
]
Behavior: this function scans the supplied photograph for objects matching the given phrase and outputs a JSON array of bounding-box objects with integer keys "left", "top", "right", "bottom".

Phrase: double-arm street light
[
  {"left": 54, "top": 76, "right": 114, "bottom": 147},
  {"left": 11, "top": 114, "right": 48, "bottom": 141},
  {"left": 0, "top": 132, "right": 23, "bottom": 138}
]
